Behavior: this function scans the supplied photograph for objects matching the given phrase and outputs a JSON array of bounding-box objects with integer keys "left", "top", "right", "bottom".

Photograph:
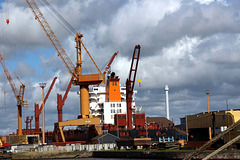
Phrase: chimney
[{"left": 165, "top": 85, "right": 170, "bottom": 120}]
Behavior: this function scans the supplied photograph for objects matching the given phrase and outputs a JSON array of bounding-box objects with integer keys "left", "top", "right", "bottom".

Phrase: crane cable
[
  {"left": 38, "top": 0, "right": 99, "bottom": 75},
  {"left": 42, "top": 0, "right": 77, "bottom": 34},
  {"left": 37, "top": 0, "right": 73, "bottom": 36},
  {"left": 40, "top": 0, "right": 77, "bottom": 35},
  {"left": 41, "top": 0, "right": 98, "bottom": 75}
]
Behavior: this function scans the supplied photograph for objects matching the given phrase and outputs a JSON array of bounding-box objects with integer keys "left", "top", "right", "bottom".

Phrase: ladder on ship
[{"left": 184, "top": 119, "right": 240, "bottom": 160}]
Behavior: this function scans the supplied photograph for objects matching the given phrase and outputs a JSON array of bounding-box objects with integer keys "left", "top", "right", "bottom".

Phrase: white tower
[{"left": 165, "top": 85, "right": 170, "bottom": 120}]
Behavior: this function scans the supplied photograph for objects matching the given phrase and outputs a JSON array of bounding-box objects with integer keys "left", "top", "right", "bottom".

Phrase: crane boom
[
  {"left": 25, "top": 0, "right": 76, "bottom": 79},
  {"left": 103, "top": 51, "right": 119, "bottom": 75},
  {"left": 126, "top": 45, "right": 141, "bottom": 130},
  {"left": 27, "top": 0, "right": 104, "bottom": 140},
  {"left": 0, "top": 52, "right": 26, "bottom": 135},
  {"left": 0, "top": 53, "right": 18, "bottom": 100},
  {"left": 0, "top": 53, "right": 25, "bottom": 105},
  {"left": 127, "top": 45, "right": 141, "bottom": 95}
]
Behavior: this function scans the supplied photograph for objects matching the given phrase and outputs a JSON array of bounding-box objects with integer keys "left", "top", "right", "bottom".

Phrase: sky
[{"left": 0, "top": 0, "right": 240, "bottom": 135}]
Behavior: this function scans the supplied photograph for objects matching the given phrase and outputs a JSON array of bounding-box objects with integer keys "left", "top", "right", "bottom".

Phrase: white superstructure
[{"left": 89, "top": 84, "right": 136, "bottom": 124}]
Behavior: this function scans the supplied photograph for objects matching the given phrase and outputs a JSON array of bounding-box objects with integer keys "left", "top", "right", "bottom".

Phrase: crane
[
  {"left": 57, "top": 77, "right": 74, "bottom": 122},
  {"left": 35, "top": 77, "right": 57, "bottom": 133},
  {"left": 103, "top": 51, "right": 119, "bottom": 75},
  {"left": 126, "top": 45, "right": 141, "bottom": 130},
  {"left": 26, "top": 0, "right": 104, "bottom": 141},
  {"left": 0, "top": 52, "right": 28, "bottom": 135},
  {"left": 96, "top": 51, "right": 118, "bottom": 87},
  {"left": 26, "top": 0, "right": 104, "bottom": 117}
]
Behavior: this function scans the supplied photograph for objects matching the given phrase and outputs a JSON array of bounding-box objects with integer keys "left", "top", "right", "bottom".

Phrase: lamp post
[
  {"left": 39, "top": 82, "right": 46, "bottom": 144},
  {"left": 205, "top": 90, "right": 212, "bottom": 140}
]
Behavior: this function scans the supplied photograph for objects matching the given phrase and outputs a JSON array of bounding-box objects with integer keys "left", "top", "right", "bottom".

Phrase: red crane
[
  {"left": 96, "top": 51, "right": 118, "bottom": 87},
  {"left": 25, "top": 116, "right": 33, "bottom": 135},
  {"left": 126, "top": 45, "right": 141, "bottom": 130},
  {"left": 57, "top": 77, "right": 74, "bottom": 122},
  {"left": 103, "top": 51, "right": 118, "bottom": 75},
  {"left": 35, "top": 77, "right": 57, "bottom": 133},
  {"left": 0, "top": 52, "right": 28, "bottom": 135}
]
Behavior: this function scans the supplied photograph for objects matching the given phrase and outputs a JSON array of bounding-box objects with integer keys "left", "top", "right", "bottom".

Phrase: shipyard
[{"left": 1, "top": 0, "right": 240, "bottom": 160}]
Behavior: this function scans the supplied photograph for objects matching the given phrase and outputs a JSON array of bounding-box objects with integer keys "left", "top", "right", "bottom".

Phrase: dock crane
[
  {"left": 57, "top": 77, "right": 74, "bottom": 123},
  {"left": 103, "top": 51, "right": 119, "bottom": 75},
  {"left": 126, "top": 45, "right": 141, "bottom": 130},
  {"left": 0, "top": 53, "right": 28, "bottom": 135},
  {"left": 96, "top": 51, "right": 118, "bottom": 87},
  {"left": 35, "top": 77, "right": 57, "bottom": 133},
  {"left": 26, "top": 0, "right": 104, "bottom": 142}
]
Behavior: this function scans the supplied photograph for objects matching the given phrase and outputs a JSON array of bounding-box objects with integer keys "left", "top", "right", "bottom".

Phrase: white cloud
[{"left": 1, "top": 0, "right": 240, "bottom": 134}]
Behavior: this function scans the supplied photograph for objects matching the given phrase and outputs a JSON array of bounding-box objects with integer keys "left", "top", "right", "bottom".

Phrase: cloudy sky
[{"left": 0, "top": 0, "right": 240, "bottom": 135}]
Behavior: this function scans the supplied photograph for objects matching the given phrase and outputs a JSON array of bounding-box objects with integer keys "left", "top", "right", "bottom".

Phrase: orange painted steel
[
  {"left": 41, "top": 85, "right": 45, "bottom": 144},
  {"left": 26, "top": 1, "right": 104, "bottom": 142},
  {"left": 54, "top": 117, "right": 101, "bottom": 142},
  {"left": 80, "top": 85, "right": 90, "bottom": 117},
  {"left": 26, "top": 0, "right": 104, "bottom": 120},
  {"left": 25, "top": 0, "right": 76, "bottom": 79},
  {"left": 106, "top": 78, "right": 121, "bottom": 102},
  {"left": 205, "top": 90, "right": 212, "bottom": 140},
  {"left": 0, "top": 52, "right": 27, "bottom": 135}
]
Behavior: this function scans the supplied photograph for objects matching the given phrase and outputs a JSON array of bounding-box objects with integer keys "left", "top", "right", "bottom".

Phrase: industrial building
[{"left": 180, "top": 109, "right": 240, "bottom": 148}]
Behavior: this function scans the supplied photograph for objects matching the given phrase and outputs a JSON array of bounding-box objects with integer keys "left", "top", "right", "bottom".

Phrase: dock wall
[{"left": 10, "top": 143, "right": 116, "bottom": 153}]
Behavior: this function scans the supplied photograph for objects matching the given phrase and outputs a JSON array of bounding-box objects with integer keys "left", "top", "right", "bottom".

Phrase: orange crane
[
  {"left": 0, "top": 53, "right": 28, "bottom": 135},
  {"left": 26, "top": 0, "right": 104, "bottom": 142}
]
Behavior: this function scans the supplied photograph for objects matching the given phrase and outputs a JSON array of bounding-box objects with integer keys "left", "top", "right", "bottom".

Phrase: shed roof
[{"left": 146, "top": 117, "right": 173, "bottom": 126}]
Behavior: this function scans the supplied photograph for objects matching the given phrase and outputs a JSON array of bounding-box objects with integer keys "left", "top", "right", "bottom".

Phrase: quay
[{"left": 92, "top": 150, "right": 240, "bottom": 160}]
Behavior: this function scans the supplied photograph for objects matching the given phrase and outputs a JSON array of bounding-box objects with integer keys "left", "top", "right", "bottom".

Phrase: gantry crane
[
  {"left": 26, "top": 0, "right": 104, "bottom": 141},
  {"left": 126, "top": 45, "right": 141, "bottom": 130},
  {"left": 0, "top": 53, "right": 28, "bottom": 135}
]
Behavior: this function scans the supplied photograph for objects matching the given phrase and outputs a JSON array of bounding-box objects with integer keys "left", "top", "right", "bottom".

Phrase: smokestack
[{"left": 165, "top": 85, "right": 169, "bottom": 120}]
